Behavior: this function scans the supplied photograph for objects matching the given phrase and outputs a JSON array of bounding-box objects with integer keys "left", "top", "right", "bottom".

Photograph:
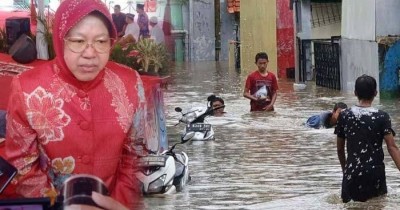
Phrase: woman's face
[
  {"left": 64, "top": 15, "right": 110, "bottom": 82},
  {"left": 212, "top": 101, "right": 224, "bottom": 116}
]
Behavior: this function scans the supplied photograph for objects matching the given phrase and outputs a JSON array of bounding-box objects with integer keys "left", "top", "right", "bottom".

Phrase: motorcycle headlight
[{"left": 148, "top": 174, "right": 166, "bottom": 193}]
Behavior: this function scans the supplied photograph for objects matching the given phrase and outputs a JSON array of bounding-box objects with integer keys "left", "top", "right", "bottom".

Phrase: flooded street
[{"left": 141, "top": 61, "right": 400, "bottom": 210}]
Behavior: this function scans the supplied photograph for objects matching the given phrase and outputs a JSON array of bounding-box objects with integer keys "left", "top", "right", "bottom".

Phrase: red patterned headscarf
[{"left": 53, "top": 0, "right": 117, "bottom": 87}]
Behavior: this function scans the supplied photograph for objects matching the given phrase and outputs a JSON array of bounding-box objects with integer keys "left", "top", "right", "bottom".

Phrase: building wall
[
  {"left": 189, "top": 0, "right": 215, "bottom": 61},
  {"left": 340, "top": 38, "right": 379, "bottom": 91},
  {"left": 376, "top": 0, "right": 400, "bottom": 37},
  {"left": 312, "top": 24, "right": 341, "bottom": 39},
  {"left": 341, "top": 0, "right": 375, "bottom": 41},
  {"left": 296, "top": 0, "right": 312, "bottom": 40},
  {"left": 376, "top": 0, "right": 400, "bottom": 94},
  {"left": 378, "top": 38, "right": 400, "bottom": 95},
  {"left": 276, "top": 0, "right": 295, "bottom": 78},
  {"left": 294, "top": 0, "right": 312, "bottom": 82},
  {"left": 340, "top": 0, "right": 377, "bottom": 92},
  {"left": 240, "top": 0, "right": 277, "bottom": 75},
  {"left": 220, "top": 0, "right": 236, "bottom": 61},
  {"left": 316, "top": 0, "right": 400, "bottom": 93},
  {"left": 311, "top": 2, "right": 341, "bottom": 39}
]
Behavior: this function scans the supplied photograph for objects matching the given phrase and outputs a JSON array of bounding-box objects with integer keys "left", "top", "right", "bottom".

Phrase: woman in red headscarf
[{"left": 3, "top": 0, "right": 144, "bottom": 208}]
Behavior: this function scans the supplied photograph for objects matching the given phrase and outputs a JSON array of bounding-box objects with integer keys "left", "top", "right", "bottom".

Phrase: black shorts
[{"left": 341, "top": 165, "right": 387, "bottom": 203}]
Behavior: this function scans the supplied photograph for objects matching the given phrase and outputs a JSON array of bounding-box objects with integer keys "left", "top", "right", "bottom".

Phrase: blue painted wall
[{"left": 379, "top": 40, "right": 400, "bottom": 92}]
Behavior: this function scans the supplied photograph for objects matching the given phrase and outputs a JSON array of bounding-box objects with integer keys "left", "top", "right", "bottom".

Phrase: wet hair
[
  {"left": 255, "top": 52, "right": 269, "bottom": 63},
  {"left": 114, "top": 5, "right": 121, "bottom": 10},
  {"left": 333, "top": 102, "right": 347, "bottom": 112},
  {"left": 355, "top": 74, "right": 377, "bottom": 100},
  {"left": 207, "top": 95, "right": 224, "bottom": 107}
]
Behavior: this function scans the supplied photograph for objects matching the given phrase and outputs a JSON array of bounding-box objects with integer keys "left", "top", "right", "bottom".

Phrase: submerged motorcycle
[
  {"left": 134, "top": 138, "right": 190, "bottom": 195},
  {"left": 175, "top": 105, "right": 225, "bottom": 141}
]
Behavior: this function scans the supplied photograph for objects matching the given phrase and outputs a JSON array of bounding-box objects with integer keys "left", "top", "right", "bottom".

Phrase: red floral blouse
[{"left": 4, "top": 60, "right": 145, "bottom": 207}]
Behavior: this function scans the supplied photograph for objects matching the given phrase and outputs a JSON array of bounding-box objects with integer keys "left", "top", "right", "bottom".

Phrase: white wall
[
  {"left": 340, "top": 38, "right": 379, "bottom": 91},
  {"left": 297, "top": 0, "right": 312, "bottom": 39},
  {"left": 376, "top": 0, "right": 400, "bottom": 36},
  {"left": 341, "top": 0, "right": 375, "bottom": 41},
  {"left": 190, "top": 0, "right": 215, "bottom": 61},
  {"left": 312, "top": 23, "right": 341, "bottom": 39}
]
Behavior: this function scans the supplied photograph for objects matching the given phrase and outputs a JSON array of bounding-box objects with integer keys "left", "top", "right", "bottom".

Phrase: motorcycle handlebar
[
  {"left": 182, "top": 109, "right": 199, "bottom": 116},
  {"left": 176, "top": 105, "right": 226, "bottom": 125}
]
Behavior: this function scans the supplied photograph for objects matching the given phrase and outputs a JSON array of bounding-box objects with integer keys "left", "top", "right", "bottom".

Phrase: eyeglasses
[{"left": 64, "top": 37, "right": 114, "bottom": 53}]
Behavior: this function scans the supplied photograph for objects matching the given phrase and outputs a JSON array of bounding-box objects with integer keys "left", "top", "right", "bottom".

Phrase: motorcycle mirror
[{"left": 175, "top": 107, "right": 183, "bottom": 112}]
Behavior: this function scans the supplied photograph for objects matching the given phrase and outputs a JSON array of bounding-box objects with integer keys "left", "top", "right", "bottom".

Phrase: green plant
[
  {"left": 37, "top": 17, "right": 55, "bottom": 60},
  {"left": 110, "top": 43, "right": 141, "bottom": 70},
  {"left": 133, "top": 39, "right": 170, "bottom": 73},
  {"left": 133, "top": 39, "right": 155, "bottom": 72},
  {"left": 151, "top": 44, "right": 169, "bottom": 73},
  {"left": 110, "top": 40, "right": 171, "bottom": 75}
]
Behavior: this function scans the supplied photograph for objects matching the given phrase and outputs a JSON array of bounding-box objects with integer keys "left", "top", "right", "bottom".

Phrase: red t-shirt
[{"left": 245, "top": 70, "right": 278, "bottom": 111}]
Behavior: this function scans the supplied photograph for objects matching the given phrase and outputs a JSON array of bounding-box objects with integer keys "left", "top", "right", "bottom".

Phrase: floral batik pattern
[
  {"left": 24, "top": 87, "right": 71, "bottom": 144},
  {"left": 50, "top": 156, "right": 75, "bottom": 190},
  {"left": 104, "top": 69, "right": 134, "bottom": 133}
]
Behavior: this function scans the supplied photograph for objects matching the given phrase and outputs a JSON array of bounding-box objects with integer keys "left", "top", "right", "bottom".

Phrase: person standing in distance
[
  {"left": 112, "top": 4, "right": 126, "bottom": 38},
  {"left": 243, "top": 52, "right": 278, "bottom": 112},
  {"left": 116, "top": 13, "right": 140, "bottom": 46},
  {"left": 149, "top": 16, "right": 165, "bottom": 44},
  {"left": 136, "top": 3, "right": 150, "bottom": 39},
  {"left": 336, "top": 74, "right": 400, "bottom": 203}
]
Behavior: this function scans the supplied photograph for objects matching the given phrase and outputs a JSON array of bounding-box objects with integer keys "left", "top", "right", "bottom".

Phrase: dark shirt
[
  {"left": 112, "top": 13, "right": 126, "bottom": 34},
  {"left": 335, "top": 106, "right": 395, "bottom": 202}
]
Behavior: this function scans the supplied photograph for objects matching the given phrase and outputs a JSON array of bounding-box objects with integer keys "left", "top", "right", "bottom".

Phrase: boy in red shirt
[{"left": 243, "top": 52, "right": 278, "bottom": 111}]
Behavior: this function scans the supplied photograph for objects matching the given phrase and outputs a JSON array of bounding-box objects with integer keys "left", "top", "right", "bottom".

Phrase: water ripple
[{"left": 141, "top": 61, "right": 400, "bottom": 210}]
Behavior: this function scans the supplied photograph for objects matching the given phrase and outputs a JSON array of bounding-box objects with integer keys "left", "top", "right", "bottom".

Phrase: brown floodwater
[{"left": 140, "top": 61, "right": 400, "bottom": 210}]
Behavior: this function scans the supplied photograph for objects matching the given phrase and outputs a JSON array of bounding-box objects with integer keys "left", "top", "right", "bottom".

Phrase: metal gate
[
  {"left": 298, "top": 39, "right": 311, "bottom": 82},
  {"left": 314, "top": 37, "right": 341, "bottom": 90}
]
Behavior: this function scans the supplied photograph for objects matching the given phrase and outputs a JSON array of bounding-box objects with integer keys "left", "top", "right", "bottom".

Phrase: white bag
[{"left": 254, "top": 85, "right": 268, "bottom": 99}]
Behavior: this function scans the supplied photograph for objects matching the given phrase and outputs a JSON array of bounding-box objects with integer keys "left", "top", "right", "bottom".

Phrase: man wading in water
[{"left": 336, "top": 75, "right": 400, "bottom": 202}]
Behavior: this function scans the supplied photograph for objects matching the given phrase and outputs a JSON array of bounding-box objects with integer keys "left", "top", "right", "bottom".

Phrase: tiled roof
[{"left": 227, "top": 0, "right": 240, "bottom": 13}]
